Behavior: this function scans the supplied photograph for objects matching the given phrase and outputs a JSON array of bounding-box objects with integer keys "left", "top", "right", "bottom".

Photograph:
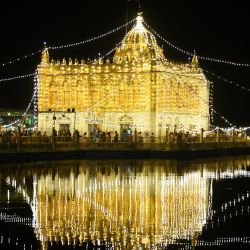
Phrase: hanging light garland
[
  {"left": 0, "top": 18, "right": 136, "bottom": 68},
  {"left": 2, "top": 119, "right": 22, "bottom": 129},
  {"left": 2, "top": 72, "right": 37, "bottom": 129},
  {"left": 159, "top": 65, "right": 250, "bottom": 129},
  {"left": 0, "top": 72, "right": 35, "bottom": 83},
  {"left": 0, "top": 44, "right": 122, "bottom": 85},
  {"left": 3, "top": 91, "right": 35, "bottom": 129},
  {"left": 144, "top": 21, "right": 250, "bottom": 67},
  {"left": 155, "top": 55, "right": 235, "bottom": 127},
  {"left": 2, "top": 16, "right": 249, "bottom": 70},
  {"left": 0, "top": 50, "right": 42, "bottom": 68},
  {"left": 147, "top": 26, "right": 245, "bottom": 129},
  {"left": 154, "top": 67, "right": 250, "bottom": 94},
  {"left": 33, "top": 70, "right": 38, "bottom": 130},
  {"left": 209, "top": 82, "right": 214, "bottom": 125},
  {"left": 151, "top": 58, "right": 249, "bottom": 126},
  {"left": 174, "top": 73, "right": 234, "bottom": 127},
  {"left": 48, "top": 19, "right": 136, "bottom": 50},
  {"left": 100, "top": 41, "right": 123, "bottom": 60},
  {"left": 202, "top": 68, "right": 250, "bottom": 92}
]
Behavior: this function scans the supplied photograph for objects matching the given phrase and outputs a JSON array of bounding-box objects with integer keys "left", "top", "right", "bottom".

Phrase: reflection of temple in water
[
  {"left": 34, "top": 163, "right": 210, "bottom": 249},
  {"left": 1, "top": 157, "right": 250, "bottom": 249}
]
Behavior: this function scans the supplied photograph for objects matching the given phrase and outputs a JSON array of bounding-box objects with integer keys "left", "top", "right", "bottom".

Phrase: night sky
[{"left": 0, "top": 0, "right": 249, "bottom": 127}]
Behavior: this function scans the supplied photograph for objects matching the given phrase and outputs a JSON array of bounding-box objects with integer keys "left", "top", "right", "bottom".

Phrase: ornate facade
[{"left": 37, "top": 13, "right": 210, "bottom": 137}]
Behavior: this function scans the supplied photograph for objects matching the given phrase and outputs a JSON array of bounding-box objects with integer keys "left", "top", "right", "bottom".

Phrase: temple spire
[
  {"left": 138, "top": 0, "right": 141, "bottom": 12},
  {"left": 135, "top": 12, "right": 144, "bottom": 30},
  {"left": 191, "top": 50, "right": 199, "bottom": 65},
  {"left": 41, "top": 42, "right": 49, "bottom": 65}
]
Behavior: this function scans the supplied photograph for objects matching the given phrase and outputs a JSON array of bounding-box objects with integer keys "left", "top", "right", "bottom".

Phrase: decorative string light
[
  {"left": 3, "top": 91, "right": 35, "bottom": 129},
  {"left": 100, "top": 41, "right": 122, "bottom": 60},
  {"left": 0, "top": 19, "right": 136, "bottom": 68},
  {"left": 3, "top": 118, "right": 22, "bottom": 129},
  {"left": 0, "top": 50, "right": 42, "bottom": 68},
  {"left": 178, "top": 77, "right": 234, "bottom": 127},
  {"left": 156, "top": 55, "right": 235, "bottom": 127},
  {"left": 144, "top": 21, "right": 250, "bottom": 67},
  {"left": 153, "top": 56, "right": 248, "bottom": 127},
  {"left": 48, "top": 19, "right": 136, "bottom": 50},
  {"left": 3, "top": 80, "right": 37, "bottom": 128},
  {"left": 0, "top": 72, "right": 35, "bottom": 83},
  {"left": 167, "top": 69, "right": 250, "bottom": 129},
  {"left": 148, "top": 28, "right": 235, "bottom": 129},
  {"left": 33, "top": 70, "right": 38, "bottom": 130},
  {"left": 209, "top": 82, "right": 214, "bottom": 124},
  {"left": 203, "top": 68, "right": 250, "bottom": 92},
  {"left": 177, "top": 75, "right": 234, "bottom": 127}
]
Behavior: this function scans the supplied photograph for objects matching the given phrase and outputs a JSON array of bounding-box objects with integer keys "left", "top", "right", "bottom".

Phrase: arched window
[{"left": 49, "top": 81, "right": 57, "bottom": 109}]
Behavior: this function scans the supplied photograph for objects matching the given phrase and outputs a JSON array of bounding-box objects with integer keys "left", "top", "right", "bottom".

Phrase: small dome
[
  {"left": 114, "top": 13, "right": 164, "bottom": 62},
  {"left": 123, "top": 14, "right": 156, "bottom": 48}
]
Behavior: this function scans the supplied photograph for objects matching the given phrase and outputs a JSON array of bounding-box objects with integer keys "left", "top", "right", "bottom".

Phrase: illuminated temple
[{"left": 37, "top": 13, "right": 210, "bottom": 136}]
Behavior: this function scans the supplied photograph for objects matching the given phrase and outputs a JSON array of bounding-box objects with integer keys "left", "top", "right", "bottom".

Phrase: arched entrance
[
  {"left": 118, "top": 115, "right": 133, "bottom": 142},
  {"left": 58, "top": 116, "right": 71, "bottom": 135}
]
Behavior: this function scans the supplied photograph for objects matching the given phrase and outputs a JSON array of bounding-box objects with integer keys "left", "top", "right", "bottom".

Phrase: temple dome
[{"left": 113, "top": 13, "right": 164, "bottom": 63}]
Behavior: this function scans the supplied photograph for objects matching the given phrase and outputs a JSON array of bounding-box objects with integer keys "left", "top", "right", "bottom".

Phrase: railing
[{"left": 0, "top": 134, "right": 249, "bottom": 153}]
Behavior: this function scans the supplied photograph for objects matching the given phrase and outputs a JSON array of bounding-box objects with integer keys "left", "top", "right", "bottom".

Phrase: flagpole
[{"left": 126, "top": 0, "right": 129, "bottom": 34}]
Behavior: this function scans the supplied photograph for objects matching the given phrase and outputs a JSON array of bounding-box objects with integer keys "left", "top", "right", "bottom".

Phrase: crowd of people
[
  {"left": 0, "top": 127, "right": 248, "bottom": 144},
  {"left": 0, "top": 128, "right": 154, "bottom": 144}
]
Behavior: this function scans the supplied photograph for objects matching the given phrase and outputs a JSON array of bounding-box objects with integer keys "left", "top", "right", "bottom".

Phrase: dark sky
[{"left": 0, "top": 0, "right": 249, "bottom": 127}]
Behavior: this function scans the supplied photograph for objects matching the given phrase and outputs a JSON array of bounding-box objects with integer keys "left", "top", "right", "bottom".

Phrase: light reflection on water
[{"left": 0, "top": 156, "right": 250, "bottom": 250}]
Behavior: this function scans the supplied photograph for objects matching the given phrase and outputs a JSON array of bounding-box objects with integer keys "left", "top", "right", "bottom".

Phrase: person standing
[
  {"left": 114, "top": 131, "right": 119, "bottom": 142},
  {"left": 150, "top": 133, "right": 155, "bottom": 143}
]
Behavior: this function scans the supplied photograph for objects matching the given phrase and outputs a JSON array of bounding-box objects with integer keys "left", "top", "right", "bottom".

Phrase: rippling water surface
[{"left": 0, "top": 156, "right": 250, "bottom": 249}]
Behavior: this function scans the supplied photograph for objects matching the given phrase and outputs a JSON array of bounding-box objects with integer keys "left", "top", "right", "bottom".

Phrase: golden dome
[{"left": 114, "top": 13, "right": 164, "bottom": 63}]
